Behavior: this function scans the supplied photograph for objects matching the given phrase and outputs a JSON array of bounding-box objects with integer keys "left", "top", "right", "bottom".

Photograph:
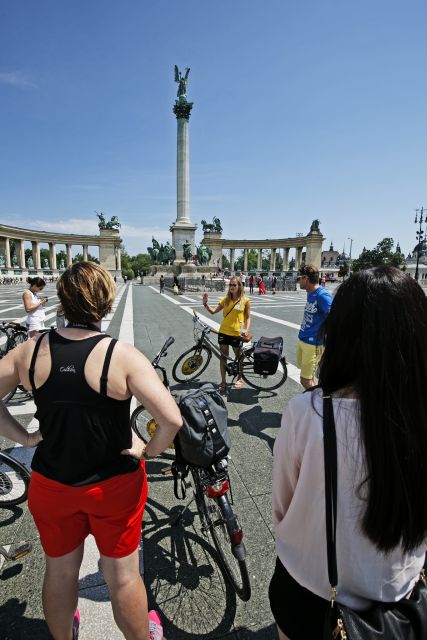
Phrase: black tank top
[{"left": 30, "top": 331, "right": 139, "bottom": 486}]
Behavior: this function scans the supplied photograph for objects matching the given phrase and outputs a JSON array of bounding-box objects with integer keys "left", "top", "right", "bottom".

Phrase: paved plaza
[{"left": 0, "top": 281, "right": 324, "bottom": 639}]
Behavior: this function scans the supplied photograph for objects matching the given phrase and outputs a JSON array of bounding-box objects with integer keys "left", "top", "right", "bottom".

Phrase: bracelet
[{"left": 142, "top": 450, "right": 154, "bottom": 460}]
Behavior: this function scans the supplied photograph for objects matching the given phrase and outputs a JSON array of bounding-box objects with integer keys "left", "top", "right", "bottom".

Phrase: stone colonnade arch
[
  {"left": 201, "top": 227, "right": 324, "bottom": 273},
  {"left": 0, "top": 224, "right": 122, "bottom": 277}
]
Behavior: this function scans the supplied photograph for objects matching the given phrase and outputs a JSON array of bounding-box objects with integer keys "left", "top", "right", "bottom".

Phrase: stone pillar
[
  {"left": 230, "top": 248, "right": 235, "bottom": 272},
  {"left": 177, "top": 117, "right": 191, "bottom": 224},
  {"left": 83, "top": 245, "right": 88, "bottom": 261},
  {"left": 305, "top": 233, "right": 323, "bottom": 269},
  {"left": 257, "top": 249, "right": 262, "bottom": 271},
  {"left": 243, "top": 248, "right": 248, "bottom": 271},
  {"left": 18, "top": 239, "right": 26, "bottom": 268},
  {"left": 270, "top": 248, "right": 276, "bottom": 271},
  {"left": 171, "top": 98, "right": 197, "bottom": 261},
  {"left": 66, "top": 244, "right": 72, "bottom": 266},
  {"left": 32, "top": 241, "right": 41, "bottom": 270},
  {"left": 49, "top": 242, "right": 57, "bottom": 270},
  {"left": 283, "top": 248, "right": 290, "bottom": 271},
  {"left": 116, "top": 244, "right": 122, "bottom": 271},
  {"left": 296, "top": 247, "right": 303, "bottom": 270},
  {"left": 5, "top": 238, "right": 11, "bottom": 268}
]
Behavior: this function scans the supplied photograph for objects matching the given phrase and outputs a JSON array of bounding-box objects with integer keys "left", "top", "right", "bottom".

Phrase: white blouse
[{"left": 272, "top": 389, "right": 426, "bottom": 610}]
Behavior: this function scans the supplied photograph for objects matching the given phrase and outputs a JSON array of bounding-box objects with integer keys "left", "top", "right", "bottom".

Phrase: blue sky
[{"left": 1, "top": 0, "right": 426, "bottom": 259}]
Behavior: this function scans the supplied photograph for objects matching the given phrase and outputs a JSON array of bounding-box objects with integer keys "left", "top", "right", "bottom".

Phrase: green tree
[
  {"left": 338, "top": 262, "right": 349, "bottom": 278},
  {"left": 221, "top": 255, "right": 230, "bottom": 270},
  {"left": 73, "top": 253, "right": 100, "bottom": 264},
  {"left": 235, "top": 249, "right": 258, "bottom": 272},
  {"left": 130, "top": 253, "right": 151, "bottom": 276},
  {"left": 352, "top": 238, "right": 404, "bottom": 272}
]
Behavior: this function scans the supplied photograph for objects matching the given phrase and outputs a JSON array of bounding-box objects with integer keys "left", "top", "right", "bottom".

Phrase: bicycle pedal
[{"left": 9, "top": 542, "right": 32, "bottom": 560}]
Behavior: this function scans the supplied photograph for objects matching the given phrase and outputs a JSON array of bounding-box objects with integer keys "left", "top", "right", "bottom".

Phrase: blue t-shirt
[{"left": 298, "top": 287, "right": 333, "bottom": 345}]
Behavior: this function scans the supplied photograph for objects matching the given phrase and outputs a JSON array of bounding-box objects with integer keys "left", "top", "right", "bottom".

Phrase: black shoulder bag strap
[
  {"left": 323, "top": 395, "right": 339, "bottom": 591},
  {"left": 223, "top": 299, "right": 240, "bottom": 319}
]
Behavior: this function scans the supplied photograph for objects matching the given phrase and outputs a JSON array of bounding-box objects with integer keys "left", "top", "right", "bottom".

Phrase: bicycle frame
[{"left": 191, "top": 313, "right": 251, "bottom": 378}]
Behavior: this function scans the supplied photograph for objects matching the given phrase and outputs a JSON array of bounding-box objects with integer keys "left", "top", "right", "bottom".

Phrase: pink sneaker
[
  {"left": 72, "top": 609, "right": 80, "bottom": 640},
  {"left": 148, "top": 610, "right": 163, "bottom": 640}
]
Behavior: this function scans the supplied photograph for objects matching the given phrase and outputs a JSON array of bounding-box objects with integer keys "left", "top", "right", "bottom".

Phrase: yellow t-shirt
[{"left": 219, "top": 296, "right": 249, "bottom": 336}]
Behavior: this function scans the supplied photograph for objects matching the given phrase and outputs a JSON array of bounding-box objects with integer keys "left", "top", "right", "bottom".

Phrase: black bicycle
[
  {"left": 172, "top": 311, "right": 288, "bottom": 392},
  {"left": 130, "top": 336, "right": 251, "bottom": 601},
  {"left": 0, "top": 450, "right": 33, "bottom": 564},
  {"left": 0, "top": 450, "right": 30, "bottom": 507},
  {"left": 0, "top": 323, "right": 29, "bottom": 403}
]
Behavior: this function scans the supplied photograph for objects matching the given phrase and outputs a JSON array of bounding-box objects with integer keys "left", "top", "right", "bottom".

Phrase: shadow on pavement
[
  {"left": 144, "top": 503, "right": 237, "bottom": 639},
  {"left": 0, "top": 598, "right": 52, "bottom": 639}
]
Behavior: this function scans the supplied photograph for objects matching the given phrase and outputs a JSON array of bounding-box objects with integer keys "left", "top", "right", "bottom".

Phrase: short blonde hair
[{"left": 57, "top": 262, "right": 115, "bottom": 324}]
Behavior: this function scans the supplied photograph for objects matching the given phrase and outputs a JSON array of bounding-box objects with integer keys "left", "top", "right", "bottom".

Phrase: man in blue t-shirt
[{"left": 297, "top": 264, "right": 332, "bottom": 389}]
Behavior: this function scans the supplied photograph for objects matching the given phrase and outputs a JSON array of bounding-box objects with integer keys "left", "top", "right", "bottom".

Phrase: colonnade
[
  {"left": 0, "top": 224, "right": 122, "bottom": 275},
  {"left": 227, "top": 245, "right": 304, "bottom": 272},
  {"left": 202, "top": 228, "right": 324, "bottom": 273}
]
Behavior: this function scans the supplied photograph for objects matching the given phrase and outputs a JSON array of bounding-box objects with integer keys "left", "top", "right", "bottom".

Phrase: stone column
[
  {"left": 116, "top": 244, "right": 121, "bottom": 271},
  {"left": 257, "top": 249, "right": 262, "bottom": 271},
  {"left": 32, "top": 241, "right": 41, "bottom": 269},
  {"left": 177, "top": 117, "right": 191, "bottom": 224},
  {"left": 171, "top": 98, "right": 197, "bottom": 261},
  {"left": 296, "top": 247, "right": 303, "bottom": 270},
  {"left": 230, "top": 248, "right": 235, "bottom": 272},
  {"left": 5, "top": 238, "right": 11, "bottom": 268},
  {"left": 49, "top": 242, "right": 57, "bottom": 269},
  {"left": 270, "top": 248, "right": 276, "bottom": 271},
  {"left": 18, "top": 239, "right": 26, "bottom": 268},
  {"left": 243, "top": 248, "right": 248, "bottom": 272},
  {"left": 83, "top": 245, "right": 88, "bottom": 261},
  {"left": 66, "top": 244, "right": 72, "bottom": 266},
  {"left": 283, "top": 248, "right": 290, "bottom": 271}
]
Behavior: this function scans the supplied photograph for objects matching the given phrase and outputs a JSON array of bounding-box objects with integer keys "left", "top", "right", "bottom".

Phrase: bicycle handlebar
[{"left": 152, "top": 336, "right": 175, "bottom": 366}]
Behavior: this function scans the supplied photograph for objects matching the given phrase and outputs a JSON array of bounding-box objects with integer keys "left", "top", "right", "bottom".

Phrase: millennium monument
[{"left": 170, "top": 66, "right": 197, "bottom": 264}]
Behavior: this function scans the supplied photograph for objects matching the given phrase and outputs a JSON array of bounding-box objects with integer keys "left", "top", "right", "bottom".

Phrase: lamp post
[
  {"left": 414, "top": 207, "right": 426, "bottom": 282},
  {"left": 348, "top": 237, "right": 353, "bottom": 277}
]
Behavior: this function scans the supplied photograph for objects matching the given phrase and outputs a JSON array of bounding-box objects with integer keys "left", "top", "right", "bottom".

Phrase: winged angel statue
[{"left": 175, "top": 65, "right": 190, "bottom": 99}]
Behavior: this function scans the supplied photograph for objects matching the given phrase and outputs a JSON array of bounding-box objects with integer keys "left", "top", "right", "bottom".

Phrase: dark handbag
[{"left": 322, "top": 395, "right": 427, "bottom": 640}]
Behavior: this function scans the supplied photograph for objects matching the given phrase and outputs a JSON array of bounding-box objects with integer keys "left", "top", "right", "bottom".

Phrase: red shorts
[{"left": 28, "top": 464, "right": 148, "bottom": 558}]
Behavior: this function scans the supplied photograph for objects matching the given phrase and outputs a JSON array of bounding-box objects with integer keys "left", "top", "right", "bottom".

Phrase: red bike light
[
  {"left": 230, "top": 528, "right": 243, "bottom": 545},
  {"left": 205, "top": 479, "right": 230, "bottom": 498}
]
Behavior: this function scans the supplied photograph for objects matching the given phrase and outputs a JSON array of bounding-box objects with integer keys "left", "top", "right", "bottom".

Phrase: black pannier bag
[
  {"left": 253, "top": 336, "right": 283, "bottom": 375},
  {"left": 174, "top": 383, "right": 230, "bottom": 468}
]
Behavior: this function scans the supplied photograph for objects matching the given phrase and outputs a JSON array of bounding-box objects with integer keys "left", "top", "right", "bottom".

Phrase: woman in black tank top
[{"left": 0, "top": 262, "right": 182, "bottom": 640}]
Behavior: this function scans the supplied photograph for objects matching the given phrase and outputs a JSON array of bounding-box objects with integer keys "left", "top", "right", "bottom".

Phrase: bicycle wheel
[
  {"left": 0, "top": 452, "right": 30, "bottom": 506},
  {"left": 172, "top": 346, "right": 212, "bottom": 383},
  {"left": 240, "top": 352, "right": 288, "bottom": 391},
  {"left": 130, "top": 405, "right": 175, "bottom": 460},
  {"left": 193, "top": 471, "right": 251, "bottom": 601}
]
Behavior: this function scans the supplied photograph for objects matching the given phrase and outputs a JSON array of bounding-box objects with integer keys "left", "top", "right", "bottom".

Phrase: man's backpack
[
  {"left": 172, "top": 383, "right": 230, "bottom": 499},
  {"left": 253, "top": 336, "right": 283, "bottom": 375}
]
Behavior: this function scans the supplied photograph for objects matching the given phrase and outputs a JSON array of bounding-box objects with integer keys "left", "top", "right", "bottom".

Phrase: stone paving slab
[{"left": 0, "top": 284, "right": 306, "bottom": 639}]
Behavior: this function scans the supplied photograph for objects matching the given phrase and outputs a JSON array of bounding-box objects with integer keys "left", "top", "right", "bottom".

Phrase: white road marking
[{"left": 117, "top": 286, "right": 137, "bottom": 413}]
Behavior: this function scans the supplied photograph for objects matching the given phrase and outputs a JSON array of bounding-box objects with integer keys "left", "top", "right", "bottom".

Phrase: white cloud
[
  {"left": 27, "top": 218, "right": 171, "bottom": 255},
  {"left": 0, "top": 72, "right": 38, "bottom": 89}
]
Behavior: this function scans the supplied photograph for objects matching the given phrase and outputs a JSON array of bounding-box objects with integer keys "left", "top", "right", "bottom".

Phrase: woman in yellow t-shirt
[{"left": 202, "top": 276, "right": 251, "bottom": 392}]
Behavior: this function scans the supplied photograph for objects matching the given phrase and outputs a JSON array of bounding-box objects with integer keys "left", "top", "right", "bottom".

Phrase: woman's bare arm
[
  {"left": 22, "top": 290, "right": 46, "bottom": 313},
  {"left": 0, "top": 349, "right": 42, "bottom": 447},
  {"left": 124, "top": 345, "right": 182, "bottom": 457}
]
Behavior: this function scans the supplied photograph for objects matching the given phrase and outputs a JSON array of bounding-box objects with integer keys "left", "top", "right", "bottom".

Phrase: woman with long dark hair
[{"left": 269, "top": 266, "right": 427, "bottom": 640}]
